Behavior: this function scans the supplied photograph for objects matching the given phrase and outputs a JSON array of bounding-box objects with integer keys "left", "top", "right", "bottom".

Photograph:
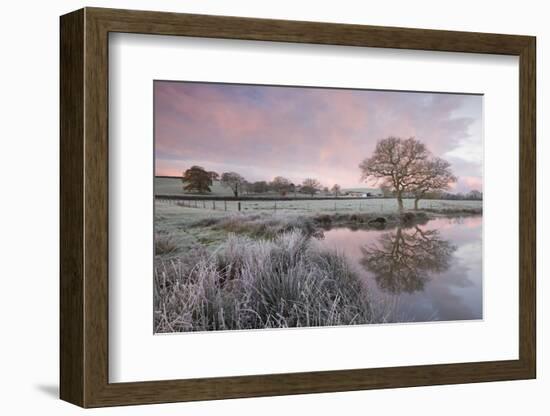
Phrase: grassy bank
[
  {"left": 186, "top": 210, "right": 434, "bottom": 240},
  {"left": 154, "top": 230, "right": 374, "bottom": 332}
]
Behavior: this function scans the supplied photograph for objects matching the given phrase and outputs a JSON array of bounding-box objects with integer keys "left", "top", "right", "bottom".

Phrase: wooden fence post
[
  {"left": 238, "top": 202, "right": 241, "bottom": 212},
  {"left": 224, "top": 200, "right": 227, "bottom": 211}
]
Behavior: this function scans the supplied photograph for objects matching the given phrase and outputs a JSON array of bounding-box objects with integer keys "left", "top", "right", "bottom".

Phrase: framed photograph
[{"left": 60, "top": 7, "right": 536, "bottom": 408}]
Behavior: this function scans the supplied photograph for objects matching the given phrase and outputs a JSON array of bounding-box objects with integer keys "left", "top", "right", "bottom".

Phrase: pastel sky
[{"left": 155, "top": 81, "right": 483, "bottom": 193}]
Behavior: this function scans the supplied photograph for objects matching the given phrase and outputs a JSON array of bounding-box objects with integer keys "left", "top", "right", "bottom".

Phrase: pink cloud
[{"left": 155, "top": 81, "right": 482, "bottom": 191}]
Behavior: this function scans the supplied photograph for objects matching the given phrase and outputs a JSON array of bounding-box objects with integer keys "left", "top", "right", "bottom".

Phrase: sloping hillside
[{"left": 155, "top": 177, "right": 233, "bottom": 196}]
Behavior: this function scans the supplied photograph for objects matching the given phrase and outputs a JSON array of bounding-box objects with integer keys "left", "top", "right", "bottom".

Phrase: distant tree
[
  {"left": 418, "top": 191, "right": 444, "bottom": 202},
  {"left": 380, "top": 184, "right": 394, "bottom": 198},
  {"left": 323, "top": 186, "right": 329, "bottom": 194},
  {"left": 410, "top": 158, "right": 457, "bottom": 210},
  {"left": 289, "top": 183, "right": 297, "bottom": 197},
  {"left": 208, "top": 171, "right": 220, "bottom": 181},
  {"left": 242, "top": 180, "right": 252, "bottom": 194},
  {"left": 271, "top": 176, "right": 291, "bottom": 197},
  {"left": 182, "top": 166, "right": 212, "bottom": 193},
  {"left": 302, "top": 178, "right": 322, "bottom": 197},
  {"left": 331, "top": 184, "right": 341, "bottom": 197},
  {"left": 467, "top": 190, "right": 483, "bottom": 200},
  {"left": 359, "top": 137, "right": 456, "bottom": 212},
  {"left": 250, "top": 181, "right": 269, "bottom": 193},
  {"left": 220, "top": 172, "right": 246, "bottom": 197}
]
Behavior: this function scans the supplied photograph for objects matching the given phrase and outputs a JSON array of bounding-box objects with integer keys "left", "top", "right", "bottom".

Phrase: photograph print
[{"left": 154, "top": 81, "right": 483, "bottom": 333}]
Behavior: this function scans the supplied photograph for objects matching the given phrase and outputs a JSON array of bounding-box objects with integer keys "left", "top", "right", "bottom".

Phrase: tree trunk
[
  {"left": 414, "top": 198, "right": 420, "bottom": 210},
  {"left": 397, "top": 192, "right": 404, "bottom": 212}
]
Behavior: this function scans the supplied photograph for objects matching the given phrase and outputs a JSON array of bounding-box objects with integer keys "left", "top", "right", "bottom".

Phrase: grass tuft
[
  {"left": 155, "top": 234, "right": 178, "bottom": 255},
  {"left": 154, "top": 230, "right": 375, "bottom": 332}
]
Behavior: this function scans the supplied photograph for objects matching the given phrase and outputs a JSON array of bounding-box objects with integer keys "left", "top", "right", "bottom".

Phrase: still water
[{"left": 318, "top": 216, "right": 483, "bottom": 323}]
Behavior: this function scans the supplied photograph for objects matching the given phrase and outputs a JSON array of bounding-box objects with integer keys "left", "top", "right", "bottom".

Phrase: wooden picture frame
[{"left": 60, "top": 7, "right": 536, "bottom": 408}]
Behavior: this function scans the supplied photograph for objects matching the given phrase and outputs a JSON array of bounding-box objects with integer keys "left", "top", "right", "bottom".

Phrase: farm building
[{"left": 344, "top": 188, "right": 384, "bottom": 198}]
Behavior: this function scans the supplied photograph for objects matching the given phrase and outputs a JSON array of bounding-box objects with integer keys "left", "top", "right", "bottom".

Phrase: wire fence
[{"left": 156, "top": 198, "right": 482, "bottom": 214}]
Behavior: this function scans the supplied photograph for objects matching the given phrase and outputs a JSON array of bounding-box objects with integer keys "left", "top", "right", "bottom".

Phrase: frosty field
[
  {"left": 154, "top": 198, "right": 482, "bottom": 332},
  {"left": 157, "top": 195, "right": 482, "bottom": 215}
]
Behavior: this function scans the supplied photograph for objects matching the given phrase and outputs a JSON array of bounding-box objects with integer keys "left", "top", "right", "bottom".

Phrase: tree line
[
  {"left": 182, "top": 167, "right": 341, "bottom": 198},
  {"left": 180, "top": 136, "right": 480, "bottom": 211}
]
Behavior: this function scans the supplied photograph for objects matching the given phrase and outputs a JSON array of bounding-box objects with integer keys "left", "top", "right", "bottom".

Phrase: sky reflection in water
[{"left": 318, "top": 216, "right": 482, "bottom": 323}]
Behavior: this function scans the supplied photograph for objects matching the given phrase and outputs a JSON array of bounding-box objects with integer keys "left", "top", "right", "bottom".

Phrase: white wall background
[{"left": 0, "top": 0, "right": 545, "bottom": 414}]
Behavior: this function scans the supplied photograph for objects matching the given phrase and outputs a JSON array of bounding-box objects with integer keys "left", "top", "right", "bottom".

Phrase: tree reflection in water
[{"left": 360, "top": 225, "right": 456, "bottom": 294}]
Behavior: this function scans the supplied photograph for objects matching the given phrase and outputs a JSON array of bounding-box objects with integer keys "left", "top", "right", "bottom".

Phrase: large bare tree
[
  {"left": 410, "top": 158, "right": 457, "bottom": 210},
  {"left": 359, "top": 137, "right": 456, "bottom": 212}
]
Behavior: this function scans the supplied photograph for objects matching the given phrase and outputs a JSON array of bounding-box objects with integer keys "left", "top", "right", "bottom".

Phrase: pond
[{"left": 317, "top": 216, "right": 483, "bottom": 323}]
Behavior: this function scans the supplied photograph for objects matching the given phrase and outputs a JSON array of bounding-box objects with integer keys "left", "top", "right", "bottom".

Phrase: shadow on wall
[{"left": 34, "top": 384, "right": 58, "bottom": 399}]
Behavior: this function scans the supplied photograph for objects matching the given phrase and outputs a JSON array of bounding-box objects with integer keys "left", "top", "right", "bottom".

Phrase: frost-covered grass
[
  {"left": 155, "top": 234, "right": 178, "bottom": 255},
  {"left": 192, "top": 213, "right": 321, "bottom": 239},
  {"left": 153, "top": 198, "right": 474, "bottom": 257},
  {"left": 161, "top": 197, "right": 482, "bottom": 214},
  {"left": 153, "top": 199, "right": 480, "bottom": 332},
  {"left": 154, "top": 231, "right": 375, "bottom": 332},
  {"left": 155, "top": 178, "right": 483, "bottom": 213}
]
